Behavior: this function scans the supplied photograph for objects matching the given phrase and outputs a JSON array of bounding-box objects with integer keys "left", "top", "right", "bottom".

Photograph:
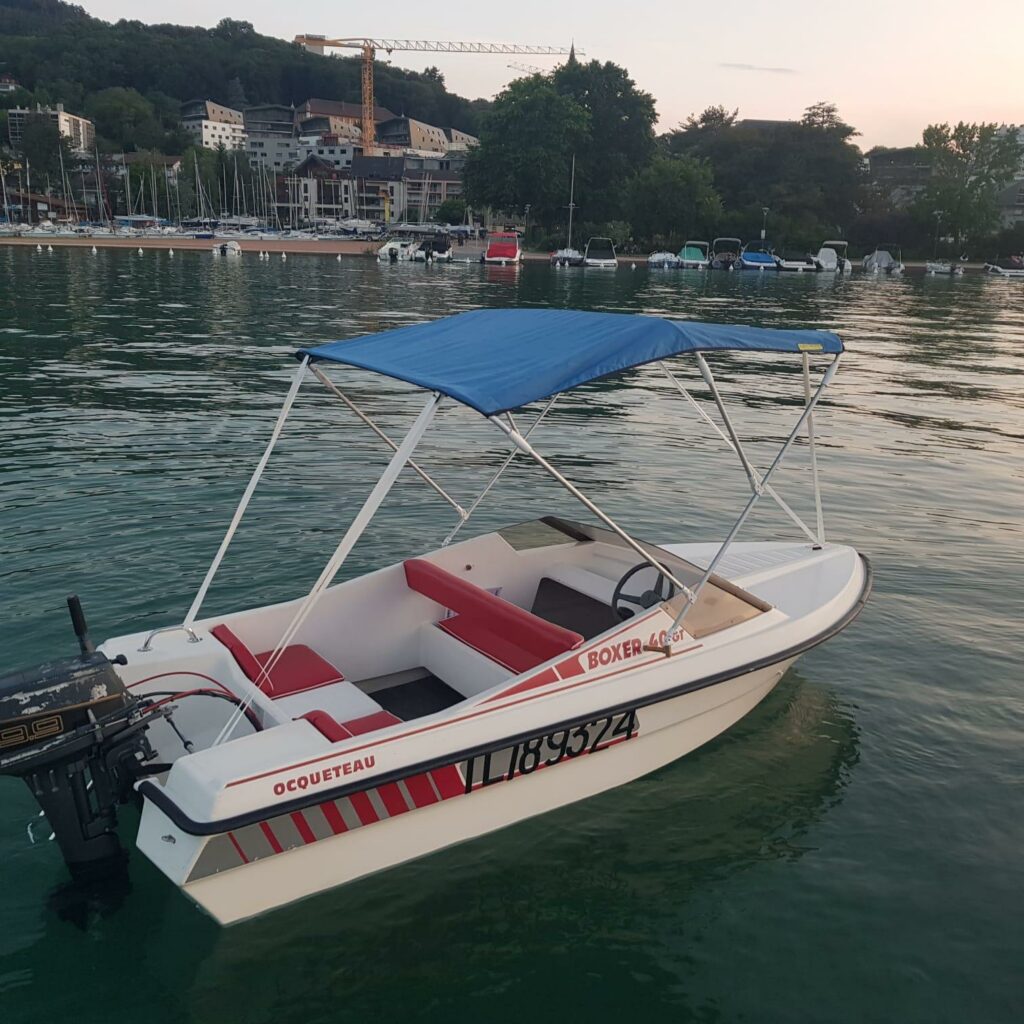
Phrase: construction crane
[
  {"left": 293, "top": 36, "right": 576, "bottom": 151},
  {"left": 507, "top": 61, "right": 547, "bottom": 75}
]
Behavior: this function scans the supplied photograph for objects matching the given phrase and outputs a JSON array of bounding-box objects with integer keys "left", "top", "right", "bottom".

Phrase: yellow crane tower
[{"left": 293, "top": 36, "right": 577, "bottom": 152}]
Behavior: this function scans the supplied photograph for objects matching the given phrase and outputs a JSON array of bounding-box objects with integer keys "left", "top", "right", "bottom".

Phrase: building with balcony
[
  {"left": 181, "top": 100, "right": 246, "bottom": 150},
  {"left": 0, "top": 74, "right": 20, "bottom": 94},
  {"left": 244, "top": 104, "right": 299, "bottom": 171},
  {"left": 7, "top": 104, "right": 95, "bottom": 155},
  {"left": 376, "top": 116, "right": 451, "bottom": 155}
]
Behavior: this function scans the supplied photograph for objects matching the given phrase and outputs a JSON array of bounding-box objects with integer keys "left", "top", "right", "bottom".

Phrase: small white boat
[
  {"left": 212, "top": 241, "right": 242, "bottom": 258},
  {"left": 863, "top": 244, "right": 904, "bottom": 276},
  {"left": 411, "top": 233, "right": 453, "bottom": 263},
  {"left": 982, "top": 257, "right": 1024, "bottom": 279},
  {"left": 583, "top": 236, "right": 617, "bottom": 268},
  {"left": 925, "top": 260, "right": 964, "bottom": 276},
  {"left": 482, "top": 232, "right": 522, "bottom": 265},
  {"left": 377, "top": 238, "right": 416, "bottom": 262},
  {"left": 709, "top": 237, "right": 742, "bottom": 270},
  {"left": 0, "top": 309, "right": 869, "bottom": 925},
  {"left": 814, "top": 241, "right": 853, "bottom": 274},
  {"left": 647, "top": 251, "right": 681, "bottom": 269},
  {"left": 550, "top": 247, "right": 584, "bottom": 267},
  {"left": 678, "top": 241, "right": 710, "bottom": 270},
  {"left": 777, "top": 250, "right": 818, "bottom": 273}
]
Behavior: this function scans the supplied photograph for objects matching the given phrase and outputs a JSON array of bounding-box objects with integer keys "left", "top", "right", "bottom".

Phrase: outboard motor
[{"left": 0, "top": 596, "right": 159, "bottom": 880}]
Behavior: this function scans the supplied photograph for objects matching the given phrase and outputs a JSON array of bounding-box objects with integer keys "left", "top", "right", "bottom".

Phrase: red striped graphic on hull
[
  {"left": 405, "top": 772, "right": 439, "bottom": 807},
  {"left": 319, "top": 801, "right": 348, "bottom": 835},
  {"left": 291, "top": 811, "right": 316, "bottom": 844},
  {"left": 429, "top": 765, "right": 465, "bottom": 799}
]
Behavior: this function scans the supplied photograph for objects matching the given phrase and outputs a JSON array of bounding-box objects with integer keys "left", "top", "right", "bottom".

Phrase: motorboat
[
  {"left": 777, "top": 250, "right": 818, "bottom": 273},
  {"left": 737, "top": 241, "right": 780, "bottom": 271},
  {"left": 814, "top": 241, "right": 853, "bottom": 274},
  {"left": 482, "top": 232, "right": 522, "bottom": 265},
  {"left": 982, "top": 256, "right": 1024, "bottom": 278},
  {"left": 0, "top": 308, "right": 870, "bottom": 925},
  {"left": 863, "top": 244, "right": 905, "bottom": 275},
  {"left": 925, "top": 260, "right": 964, "bottom": 276},
  {"left": 550, "top": 247, "right": 584, "bottom": 267},
  {"left": 212, "top": 240, "right": 242, "bottom": 257},
  {"left": 647, "top": 251, "right": 681, "bottom": 269},
  {"left": 377, "top": 238, "right": 416, "bottom": 262},
  {"left": 709, "top": 237, "right": 742, "bottom": 270},
  {"left": 583, "top": 236, "right": 617, "bottom": 268},
  {"left": 678, "top": 241, "right": 710, "bottom": 270},
  {"left": 411, "top": 233, "right": 453, "bottom": 263}
]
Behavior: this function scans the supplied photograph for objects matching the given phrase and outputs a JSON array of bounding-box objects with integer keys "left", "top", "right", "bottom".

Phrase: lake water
[{"left": 0, "top": 249, "right": 1021, "bottom": 1023}]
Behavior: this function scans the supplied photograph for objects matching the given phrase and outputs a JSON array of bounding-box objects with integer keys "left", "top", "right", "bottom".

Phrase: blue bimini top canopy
[{"left": 298, "top": 308, "right": 843, "bottom": 417}]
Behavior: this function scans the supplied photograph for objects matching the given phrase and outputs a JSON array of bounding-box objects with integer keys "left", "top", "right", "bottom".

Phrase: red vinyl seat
[
  {"left": 302, "top": 709, "right": 402, "bottom": 743},
  {"left": 403, "top": 558, "right": 583, "bottom": 674},
  {"left": 211, "top": 624, "right": 344, "bottom": 698}
]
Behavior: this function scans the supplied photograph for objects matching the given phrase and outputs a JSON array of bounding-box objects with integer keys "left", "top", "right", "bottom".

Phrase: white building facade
[{"left": 181, "top": 101, "right": 247, "bottom": 151}]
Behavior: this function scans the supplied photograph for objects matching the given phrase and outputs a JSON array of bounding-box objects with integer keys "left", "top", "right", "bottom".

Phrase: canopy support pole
[
  {"left": 663, "top": 355, "right": 841, "bottom": 647},
  {"left": 488, "top": 414, "right": 695, "bottom": 601},
  {"left": 212, "top": 391, "right": 442, "bottom": 744},
  {"left": 694, "top": 353, "right": 763, "bottom": 494},
  {"left": 310, "top": 364, "right": 466, "bottom": 520},
  {"left": 182, "top": 357, "right": 309, "bottom": 631},
  {"left": 442, "top": 394, "right": 559, "bottom": 547},
  {"left": 660, "top": 361, "right": 818, "bottom": 545},
  {"left": 803, "top": 353, "right": 825, "bottom": 546}
]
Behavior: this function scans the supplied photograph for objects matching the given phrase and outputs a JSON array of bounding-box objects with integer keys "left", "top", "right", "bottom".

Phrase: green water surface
[{"left": 0, "top": 250, "right": 1021, "bottom": 1023}]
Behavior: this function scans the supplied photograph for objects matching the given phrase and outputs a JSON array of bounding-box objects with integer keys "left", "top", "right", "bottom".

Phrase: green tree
[
  {"left": 19, "top": 117, "right": 72, "bottom": 181},
  {"left": 920, "top": 122, "right": 1024, "bottom": 247},
  {"left": 551, "top": 60, "right": 656, "bottom": 222},
  {"left": 668, "top": 102, "right": 864, "bottom": 246},
  {"left": 463, "top": 76, "right": 588, "bottom": 226},
  {"left": 434, "top": 197, "right": 467, "bottom": 224},
  {"left": 628, "top": 155, "right": 722, "bottom": 245},
  {"left": 86, "top": 87, "right": 162, "bottom": 150},
  {"left": 801, "top": 101, "right": 857, "bottom": 136}
]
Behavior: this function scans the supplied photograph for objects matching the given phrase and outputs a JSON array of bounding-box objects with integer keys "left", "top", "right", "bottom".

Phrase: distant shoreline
[{"left": 0, "top": 236, "right": 998, "bottom": 271}]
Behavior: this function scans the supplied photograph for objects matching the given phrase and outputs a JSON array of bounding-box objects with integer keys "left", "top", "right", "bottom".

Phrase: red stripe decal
[
  {"left": 291, "top": 811, "right": 316, "bottom": 845},
  {"left": 259, "top": 821, "right": 284, "bottom": 854},
  {"left": 319, "top": 801, "right": 348, "bottom": 835},
  {"left": 555, "top": 654, "right": 585, "bottom": 678},
  {"left": 487, "top": 666, "right": 558, "bottom": 701},
  {"left": 429, "top": 765, "right": 464, "bottom": 800},
  {"left": 405, "top": 772, "right": 439, "bottom": 807},
  {"left": 376, "top": 781, "right": 410, "bottom": 817},
  {"left": 349, "top": 791, "right": 379, "bottom": 825},
  {"left": 227, "top": 831, "right": 249, "bottom": 864}
]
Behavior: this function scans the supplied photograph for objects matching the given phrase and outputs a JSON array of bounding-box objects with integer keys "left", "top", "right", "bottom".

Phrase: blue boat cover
[{"left": 298, "top": 308, "right": 842, "bottom": 416}]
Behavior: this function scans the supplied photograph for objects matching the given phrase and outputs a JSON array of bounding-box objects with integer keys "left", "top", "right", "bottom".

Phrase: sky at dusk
[{"left": 82, "top": 0, "right": 1023, "bottom": 149}]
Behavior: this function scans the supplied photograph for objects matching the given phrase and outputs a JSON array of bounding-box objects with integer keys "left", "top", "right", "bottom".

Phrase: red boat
[{"left": 482, "top": 231, "right": 521, "bottom": 265}]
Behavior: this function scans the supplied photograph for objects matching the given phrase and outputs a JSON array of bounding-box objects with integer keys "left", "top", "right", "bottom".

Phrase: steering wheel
[{"left": 612, "top": 561, "right": 677, "bottom": 620}]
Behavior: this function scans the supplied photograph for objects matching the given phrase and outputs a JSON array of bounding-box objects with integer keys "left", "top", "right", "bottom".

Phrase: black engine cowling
[{"left": 0, "top": 597, "right": 157, "bottom": 879}]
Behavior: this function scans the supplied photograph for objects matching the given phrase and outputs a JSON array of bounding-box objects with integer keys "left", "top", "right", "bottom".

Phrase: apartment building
[
  {"left": 7, "top": 104, "right": 95, "bottom": 155},
  {"left": 244, "top": 104, "right": 299, "bottom": 171},
  {"left": 180, "top": 100, "right": 246, "bottom": 150}
]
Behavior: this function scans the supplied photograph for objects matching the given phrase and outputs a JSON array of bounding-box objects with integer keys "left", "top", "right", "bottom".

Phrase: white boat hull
[
  {"left": 159, "top": 657, "right": 793, "bottom": 924},
  {"left": 126, "top": 535, "right": 867, "bottom": 925}
]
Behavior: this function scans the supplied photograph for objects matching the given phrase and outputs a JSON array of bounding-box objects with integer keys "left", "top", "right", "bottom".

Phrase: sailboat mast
[
  {"left": 567, "top": 154, "right": 576, "bottom": 249},
  {"left": 0, "top": 162, "right": 10, "bottom": 226}
]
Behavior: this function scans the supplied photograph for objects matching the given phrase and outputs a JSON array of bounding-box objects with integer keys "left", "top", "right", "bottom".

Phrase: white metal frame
[{"left": 167, "top": 345, "right": 841, "bottom": 726}]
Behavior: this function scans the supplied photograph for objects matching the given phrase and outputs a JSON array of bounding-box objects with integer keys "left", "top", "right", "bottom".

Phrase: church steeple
[{"left": 567, "top": 39, "right": 577, "bottom": 65}]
